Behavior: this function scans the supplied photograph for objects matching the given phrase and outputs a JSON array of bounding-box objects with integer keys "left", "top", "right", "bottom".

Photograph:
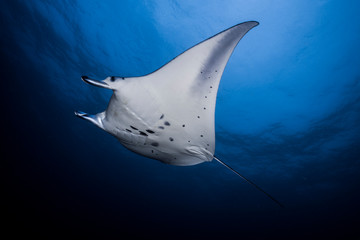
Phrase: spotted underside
[{"left": 76, "top": 21, "right": 259, "bottom": 166}]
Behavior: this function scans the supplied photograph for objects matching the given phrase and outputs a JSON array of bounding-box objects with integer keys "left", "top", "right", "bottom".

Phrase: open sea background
[{"left": 2, "top": 0, "right": 360, "bottom": 239}]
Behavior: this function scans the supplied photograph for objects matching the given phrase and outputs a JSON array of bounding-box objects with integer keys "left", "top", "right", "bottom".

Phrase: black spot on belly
[
  {"left": 164, "top": 121, "right": 170, "bottom": 126},
  {"left": 126, "top": 129, "right": 132, "bottom": 133},
  {"left": 210, "top": 86, "right": 213, "bottom": 88},
  {"left": 146, "top": 129, "right": 155, "bottom": 134},
  {"left": 151, "top": 142, "right": 159, "bottom": 147},
  {"left": 130, "top": 125, "right": 138, "bottom": 130},
  {"left": 200, "top": 135, "right": 203, "bottom": 137},
  {"left": 151, "top": 150, "right": 154, "bottom": 153},
  {"left": 197, "top": 116, "right": 200, "bottom": 118},
  {"left": 204, "top": 107, "right": 206, "bottom": 110},
  {"left": 169, "top": 137, "right": 174, "bottom": 141},
  {"left": 158, "top": 126, "right": 165, "bottom": 129},
  {"left": 205, "top": 96, "right": 207, "bottom": 98},
  {"left": 182, "top": 124, "right": 185, "bottom": 127},
  {"left": 160, "top": 114, "right": 164, "bottom": 119},
  {"left": 139, "top": 131, "right": 148, "bottom": 136}
]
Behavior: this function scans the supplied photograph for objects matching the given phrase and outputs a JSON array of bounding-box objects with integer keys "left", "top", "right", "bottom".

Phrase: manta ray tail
[{"left": 213, "top": 156, "right": 284, "bottom": 208}]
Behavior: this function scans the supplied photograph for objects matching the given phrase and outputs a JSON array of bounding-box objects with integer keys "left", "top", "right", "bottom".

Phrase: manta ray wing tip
[
  {"left": 244, "top": 20, "right": 259, "bottom": 27},
  {"left": 236, "top": 21, "right": 259, "bottom": 28}
]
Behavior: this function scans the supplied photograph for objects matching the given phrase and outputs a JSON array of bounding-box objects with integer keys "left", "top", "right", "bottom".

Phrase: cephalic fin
[
  {"left": 75, "top": 111, "right": 105, "bottom": 129},
  {"left": 81, "top": 76, "right": 112, "bottom": 89},
  {"left": 213, "top": 156, "right": 284, "bottom": 208}
]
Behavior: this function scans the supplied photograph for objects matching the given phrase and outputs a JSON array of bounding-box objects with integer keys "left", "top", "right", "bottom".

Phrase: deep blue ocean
[{"left": 2, "top": 0, "right": 360, "bottom": 239}]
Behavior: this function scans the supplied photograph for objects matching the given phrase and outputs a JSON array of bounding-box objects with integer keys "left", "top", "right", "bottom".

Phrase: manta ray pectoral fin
[
  {"left": 75, "top": 111, "right": 105, "bottom": 129},
  {"left": 81, "top": 76, "right": 112, "bottom": 89}
]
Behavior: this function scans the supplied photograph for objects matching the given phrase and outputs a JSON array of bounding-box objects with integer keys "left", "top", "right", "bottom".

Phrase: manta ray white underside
[
  {"left": 75, "top": 21, "right": 284, "bottom": 207},
  {"left": 76, "top": 21, "right": 259, "bottom": 166}
]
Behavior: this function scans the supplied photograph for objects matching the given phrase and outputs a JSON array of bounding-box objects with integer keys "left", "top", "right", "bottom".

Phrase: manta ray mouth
[{"left": 81, "top": 76, "right": 110, "bottom": 89}]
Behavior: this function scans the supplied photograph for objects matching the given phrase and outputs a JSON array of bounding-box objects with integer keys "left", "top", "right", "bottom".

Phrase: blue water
[{"left": 3, "top": 0, "right": 360, "bottom": 238}]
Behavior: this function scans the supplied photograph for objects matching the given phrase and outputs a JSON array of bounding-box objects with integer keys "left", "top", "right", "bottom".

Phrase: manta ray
[{"left": 75, "top": 21, "right": 283, "bottom": 207}]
